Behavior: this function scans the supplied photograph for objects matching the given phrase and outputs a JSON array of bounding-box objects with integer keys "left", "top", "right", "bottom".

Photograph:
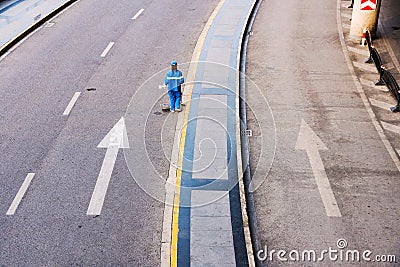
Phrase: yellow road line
[{"left": 170, "top": 0, "right": 227, "bottom": 266}]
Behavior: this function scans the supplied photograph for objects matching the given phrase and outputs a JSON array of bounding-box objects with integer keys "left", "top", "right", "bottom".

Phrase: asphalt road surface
[
  {"left": 246, "top": 0, "right": 399, "bottom": 266},
  {"left": 0, "top": 0, "right": 218, "bottom": 265}
]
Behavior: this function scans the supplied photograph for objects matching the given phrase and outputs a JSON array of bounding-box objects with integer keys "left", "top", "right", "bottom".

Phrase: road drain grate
[{"left": 241, "top": 129, "right": 252, "bottom": 137}]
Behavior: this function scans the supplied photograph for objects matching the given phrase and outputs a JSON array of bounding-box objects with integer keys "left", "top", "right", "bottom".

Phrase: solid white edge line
[
  {"left": 100, "top": 42, "right": 115, "bottom": 58},
  {"left": 63, "top": 91, "right": 81, "bottom": 116},
  {"left": 132, "top": 8, "right": 144, "bottom": 20},
  {"left": 6, "top": 173, "right": 35, "bottom": 215},
  {"left": 336, "top": 0, "right": 400, "bottom": 172},
  {"left": 341, "top": 12, "right": 352, "bottom": 19},
  {"left": 8, "top": 25, "right": 43, "bottom": 53}
]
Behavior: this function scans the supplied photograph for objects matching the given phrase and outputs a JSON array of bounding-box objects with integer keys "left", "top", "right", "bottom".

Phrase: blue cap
[{"left": 170, "top": 60, "right": 177, "bottom": 66}]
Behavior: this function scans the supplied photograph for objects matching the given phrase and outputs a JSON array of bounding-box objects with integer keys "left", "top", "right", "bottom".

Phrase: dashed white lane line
[
  {"left": 369, "top": 98, "right": 392, "bottom": 110},
  {"left": 6, "top": 173, "right": 35, "bottom": 215},
  {"left": 381, "top": 121, "right": 400, "bottom": 135},
  {"left": 63, "top": 92, "right": 81, "bottom": 116},
  {"left": 353, "top": 61, "right": 378, "bottom": 73},
  {"left": 100, "top": 42, "right": 115, "bottom": 58},
  {"left": 348, "top": 46, "right": 370, "bottom": 57},
  {"left": 132, "top": 8, "right": 144, "bottom": 20}
]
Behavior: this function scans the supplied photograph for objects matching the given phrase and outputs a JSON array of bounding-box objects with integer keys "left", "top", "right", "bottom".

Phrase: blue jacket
[{"left": 165, "top": 70, "right": 184, "bottom": 92}]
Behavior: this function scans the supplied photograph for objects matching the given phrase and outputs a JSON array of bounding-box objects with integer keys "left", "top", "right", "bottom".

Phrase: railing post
[{"left": 374, "top": 66, "right": 386, "bottom": 86}]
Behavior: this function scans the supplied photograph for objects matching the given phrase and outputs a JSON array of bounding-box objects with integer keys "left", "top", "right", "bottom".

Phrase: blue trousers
[{"left": 168, "top": 90, "right": 181, "bottom": 111}]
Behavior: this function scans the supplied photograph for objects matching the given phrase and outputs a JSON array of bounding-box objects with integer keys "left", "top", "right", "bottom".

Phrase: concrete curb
[
  {"left": 0, "top": 0, "right": 79, "bottom": 57},
  {"left": 238, "top": 0, "right": 265, "bottom": 266}
]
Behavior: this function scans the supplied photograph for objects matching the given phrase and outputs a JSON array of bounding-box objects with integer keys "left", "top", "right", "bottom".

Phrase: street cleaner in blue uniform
[{"left": 164, "top": 61, "right": 184, "bottom": 112}]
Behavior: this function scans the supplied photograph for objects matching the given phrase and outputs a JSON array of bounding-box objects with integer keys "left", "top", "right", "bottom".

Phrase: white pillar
[{"left": 350, "top": 0, "right": 381, "bottom": 39}]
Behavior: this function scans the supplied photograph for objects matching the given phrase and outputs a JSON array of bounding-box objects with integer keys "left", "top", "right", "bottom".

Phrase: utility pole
[{"left": 350, "top": 0, "right": 382, "bottom": 39}]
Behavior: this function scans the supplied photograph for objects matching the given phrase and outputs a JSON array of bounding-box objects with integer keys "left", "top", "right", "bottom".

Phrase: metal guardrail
[{"left": 364, "top": 30, "right": 400, "bottom": 112}]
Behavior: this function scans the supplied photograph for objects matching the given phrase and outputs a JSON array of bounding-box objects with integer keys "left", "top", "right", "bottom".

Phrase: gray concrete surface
[
  {"left": 162, "top": 0, "right": 256, "bottom": 265},
  {"left": 0, "top": 0, "right": 218, "bottom": 265},
  {"left": 246, "top": 0, "right": 399, "bottom": 266}
]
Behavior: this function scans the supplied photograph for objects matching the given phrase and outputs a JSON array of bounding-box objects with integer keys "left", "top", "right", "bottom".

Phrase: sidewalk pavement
[
  {"left": 167, "top": 0, "right": 256, "bottom": 266},
  {"left": 375, "top": 0, "right": 400, "bottom": 79},
  {"left": 245, "top": 0, "right": 400, "bottom": 265},
  {"left": 0, "top": 0, "right": 70, "bottom": 48},
  {"left": 341, "top": 0, "right": 400, "bottom": 156}
]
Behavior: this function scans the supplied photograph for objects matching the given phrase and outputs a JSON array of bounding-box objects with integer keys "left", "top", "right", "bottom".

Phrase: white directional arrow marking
[
  {"left": 295, "top": 119, "right": 342, "bottom": 217},
  {"left": 87, "top": 117, "right": 129, "bottom": 216}
]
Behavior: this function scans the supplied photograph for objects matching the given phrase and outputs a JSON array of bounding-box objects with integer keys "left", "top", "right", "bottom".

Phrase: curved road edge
[
  {"left": 238, "top": 0, "right": 265, "bottom": 266},
  {"left": 0, "top": 0, "right": 80, "bottom": 57}
]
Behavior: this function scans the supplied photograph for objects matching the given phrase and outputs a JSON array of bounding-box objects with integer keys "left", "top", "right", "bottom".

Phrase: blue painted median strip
[{"left": 174, "top": 1, "right": 255, "bottom": 265}]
